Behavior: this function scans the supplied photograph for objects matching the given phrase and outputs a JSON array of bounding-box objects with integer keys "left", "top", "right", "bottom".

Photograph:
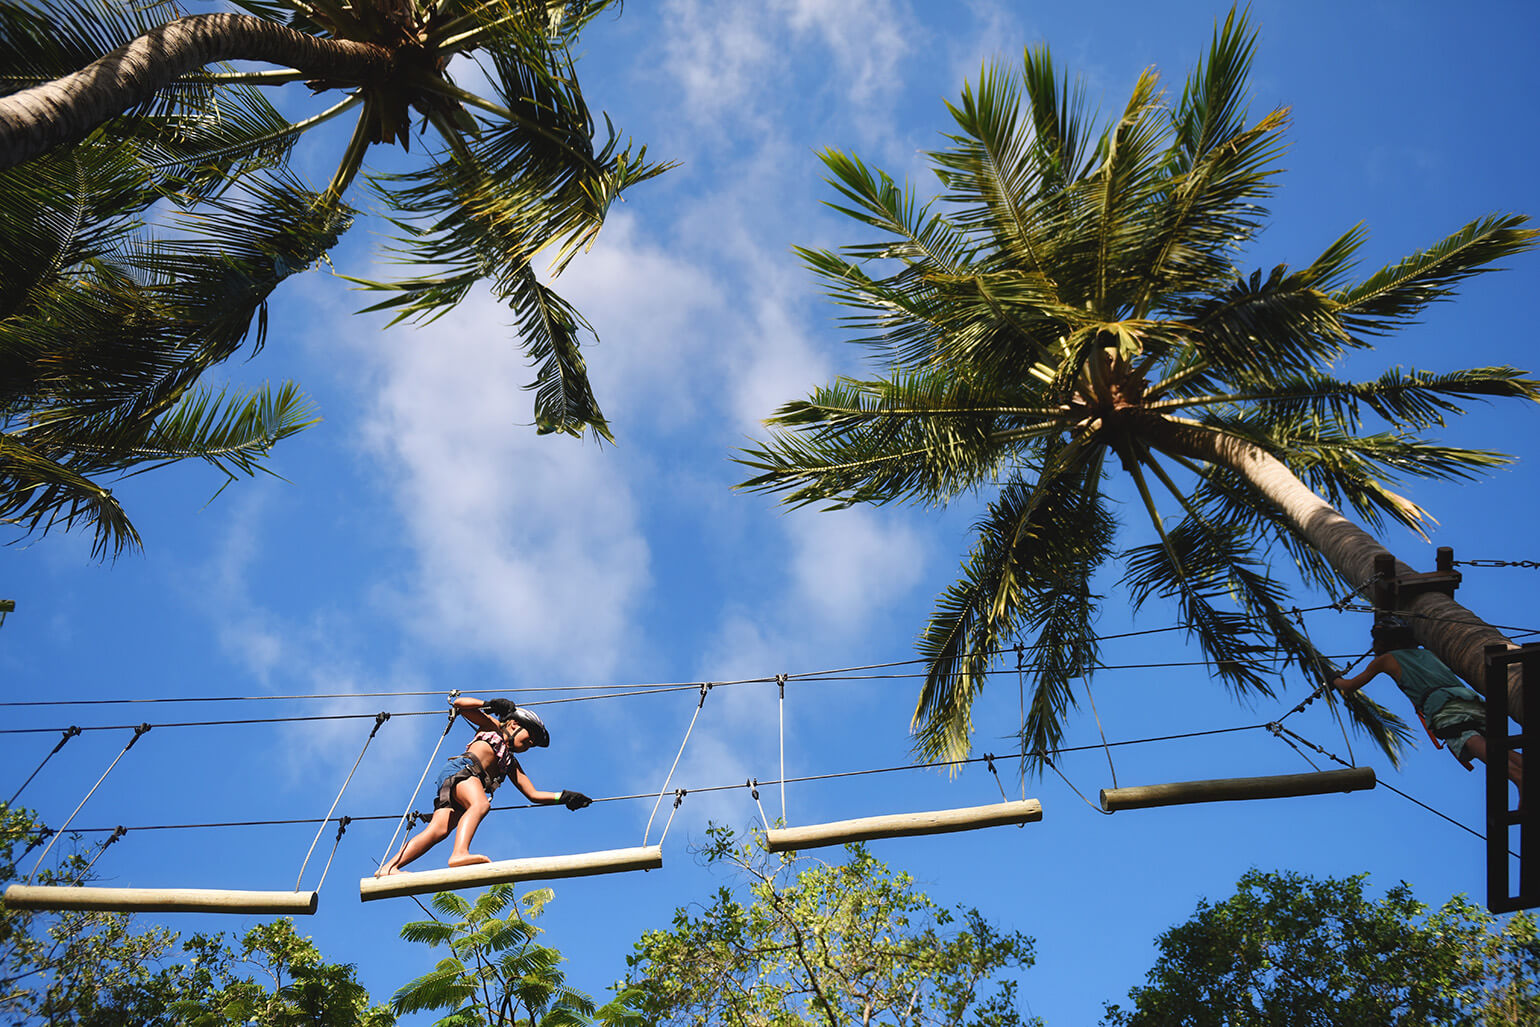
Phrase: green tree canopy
[
  {"left": 393, "top": 883, "right": 637, "bottom": 1026},
  {"left": 738, "top": 5, "right": 1537, "bottom": 768},
  {"left": 1103, "top": 868, "right": 1540, "bottom": 1026},
  {"left": 1, "top": 0, "right": 668, "bottom": 555},
  {"left": 621, "top": 825, "right": 1038, "bottom": 1027},
  {"left": 0, "top": 802, "right": 392, "bottom": 1025}
]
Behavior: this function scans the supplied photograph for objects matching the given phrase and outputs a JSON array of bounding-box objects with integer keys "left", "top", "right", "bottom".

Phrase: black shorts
[{"left": 433, "top": 755, "right": 499, "bottom": 811}]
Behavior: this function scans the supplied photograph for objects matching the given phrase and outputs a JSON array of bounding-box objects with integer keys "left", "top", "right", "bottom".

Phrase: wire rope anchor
[
  {"left": 747, "top": 778, "right": 774, "bottom": 834},
  {"left": 654, "top": 789, "right": 688, "bottom": 847},
  {"left": 8, "top": 725, "right": 83, "bottom": 806}
]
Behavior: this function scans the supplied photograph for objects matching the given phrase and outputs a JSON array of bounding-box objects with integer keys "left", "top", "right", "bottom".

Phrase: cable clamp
[
  {"left": 748, "top": 778, "right": 760, "bottom": 801},
  {"left": 1266, "top": 721, "right": 1283, "bottom": 736},
  {"left": 370, "top": 711, "right": 391, "bottom": 736},
  {"left": 335, "top": 816, "right": 351, "bottom": 840},
  {"left": 697, "top": 682, "right": 713, "bottom": 708},
  {"left": 775, "top": 673, "right": 787, "bottom": 698},
  {"left": 672, "top": 788, "right": 687, "bottom": 810},
  {"left": 104, "top": 825, "right": 126, "bottom": 847},
  {"left": 126, "top": 723, "right": 151, "bottom": 749}
]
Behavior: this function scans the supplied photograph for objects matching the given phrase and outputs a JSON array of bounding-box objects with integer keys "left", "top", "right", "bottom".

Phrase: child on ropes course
[
  {"left": 1332, "top": 622, "right": 1522, "bottom": 795},
  {"left": 377, "top": 695, "right": 591, "bottom": 875}
]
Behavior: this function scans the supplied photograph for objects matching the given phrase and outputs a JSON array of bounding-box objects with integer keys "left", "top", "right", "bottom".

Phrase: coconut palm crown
[
  {"left": 1, "top": 0, "right": 668, "bottom": 555},
  {"left": 739, "top": 9, "right": 1539, "bottom": 769}
]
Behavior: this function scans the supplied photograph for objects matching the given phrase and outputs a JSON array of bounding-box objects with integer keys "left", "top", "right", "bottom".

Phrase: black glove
[
  {"left": 482, "top": 698, "right": 517, "bottom": 719},
  {"left": 556, "top": 790, "right": 592, "bottom": 811}
]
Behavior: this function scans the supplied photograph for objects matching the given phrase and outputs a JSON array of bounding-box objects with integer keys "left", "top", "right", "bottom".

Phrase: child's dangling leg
[{"left": 447, "top": 776, "right": 493, "bottom": 868}]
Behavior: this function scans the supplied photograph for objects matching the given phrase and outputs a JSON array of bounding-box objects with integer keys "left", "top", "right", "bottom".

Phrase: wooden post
[
  {"left": 1100, "top": 767, "right": 1375, "bottom": 812},
  {"left": 359, "top": 845, "right": 663, "bottom": 901},
  {"left": 762, "top": 800, "right": 1043, "bottom": 853},
  {"left": 2, "top": 885, "right": 318, "bottom": 914}
]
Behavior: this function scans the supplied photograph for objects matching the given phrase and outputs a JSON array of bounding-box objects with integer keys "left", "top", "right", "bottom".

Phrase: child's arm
[
  {"left": 509, "top": 767, "right": 592, "bottom": 810},
  {"left": 452, "top": 695, "right": 498, "bottom": 731},
  {"left": 1332, "top": 653, "right": 1400, "bottom": 695}
]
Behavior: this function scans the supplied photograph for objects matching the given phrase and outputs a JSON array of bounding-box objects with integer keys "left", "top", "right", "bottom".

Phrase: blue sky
[{"left": 5, "top": 1, "right": 1540, "bottom": 1023}]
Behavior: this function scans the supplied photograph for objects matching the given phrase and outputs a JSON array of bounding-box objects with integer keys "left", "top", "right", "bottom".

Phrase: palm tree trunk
[
  {"left": 0, "top": 14, "right": 390, "bottom": 171},
  {"left": 1149, "top": 416, "right": 1525, "bottom": 723}
]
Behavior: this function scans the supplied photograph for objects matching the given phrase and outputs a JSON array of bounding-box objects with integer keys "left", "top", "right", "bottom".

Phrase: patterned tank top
[{"left": 467, "top": 730, "right": 520, "bottom": 783}]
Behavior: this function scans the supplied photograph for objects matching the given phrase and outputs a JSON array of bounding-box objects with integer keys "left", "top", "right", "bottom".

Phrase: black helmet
[{"left": 511, "top": 707, "right": 550, "bottom": 747}]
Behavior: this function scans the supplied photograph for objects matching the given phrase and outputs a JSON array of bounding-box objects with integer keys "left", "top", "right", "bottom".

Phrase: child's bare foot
[
  {"left": 375, "top": 864, "right": 402, "bottom": 877},
  {"left": 447, "top": 853, "right": 491, "bottom": 868}
]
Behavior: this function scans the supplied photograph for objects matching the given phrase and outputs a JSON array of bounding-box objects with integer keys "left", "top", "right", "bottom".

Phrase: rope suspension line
[
  {"left": 643, "top": 683, "right": 712, "bottom": 847},
  {"left": 3, "top": 605, "right": 1363, "bottom": 714},
  {"left": 777, "top": 673, "right": 787, "bottom": 825},
  {"left": 378, "top": 695, "right": 459, "bottom": 870},
  {"left": 28, "top": 723, "right": 150, "bottom": 884},
  {"left": 295, "top": 712, "right": 387, "bottom": 892}
]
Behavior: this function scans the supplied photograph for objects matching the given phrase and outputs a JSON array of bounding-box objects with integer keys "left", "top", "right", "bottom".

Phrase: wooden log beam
[
  {"left": 763, "top": 800, "right": 1043, "bottom": 853},
  {"left": 358, "top": 845, "right": 663, "bottom": 901},
  {"left": 2, "top": 885, "right": 318, "bottom": 914},
  {"left": 1100, "top": 767, "right": 1376, "bottom": 812}
]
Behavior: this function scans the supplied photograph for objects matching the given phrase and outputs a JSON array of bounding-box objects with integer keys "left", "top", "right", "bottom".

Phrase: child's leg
[
  {"left": 447, "top": 777, "right": 493, "bottom": 867},
  {"left": 1463, "top": 735, "right": 1524, "bottom": 792},
  {"left": 379, "top": 809, "right": 454, "bottom": 875}
]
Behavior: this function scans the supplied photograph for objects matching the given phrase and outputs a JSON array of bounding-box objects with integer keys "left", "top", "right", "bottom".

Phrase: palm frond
[
  {"left": 738, "top": 370, "right": 1063, "bottom": 509},
  {"left": 1333, "top": 214, "right": 1536, "bottom": 333},
  {"left": 0, "top": 433, "right": 139, "bottom": 557},
  {"left": 1158, "top": 366, "right": 1540, "bottom": 430},
  {"left": 913, "top": 449, "right": 1114, "bottom": 766}
]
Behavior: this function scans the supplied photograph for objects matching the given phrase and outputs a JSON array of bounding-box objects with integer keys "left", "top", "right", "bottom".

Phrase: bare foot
[
  {"left": 447, "top": 853, "right": 491, "bottom": 868},
  {"left": 375, "top": 865, "right": 403, "bottom": 877}
]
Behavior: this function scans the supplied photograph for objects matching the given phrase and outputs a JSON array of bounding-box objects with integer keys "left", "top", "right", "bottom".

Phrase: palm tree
[
  {"left": 738, "top": 8, "right": 1538, "bottom": 768},
  {"left": 1, "top": 0, "right": 668, "bottom": 554},
  {"left": 393, "top": 885, "right": 635, "bottom": 1026}
]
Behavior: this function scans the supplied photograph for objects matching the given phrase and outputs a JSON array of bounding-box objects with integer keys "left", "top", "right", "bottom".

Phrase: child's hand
[
  {"left": 557, "top": 790, "right": 592, "bottom": 810},
  {"left": 483, "top": 698, "right": 517, "bottom": 719}
]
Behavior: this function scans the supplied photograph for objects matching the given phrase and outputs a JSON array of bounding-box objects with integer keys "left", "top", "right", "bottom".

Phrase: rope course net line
[
  {"left": 1, "top": 605, "right": 1373, "bottom": 712},
  {"left": 7, "top": 711, "right": 1495, "bottom": 868}
]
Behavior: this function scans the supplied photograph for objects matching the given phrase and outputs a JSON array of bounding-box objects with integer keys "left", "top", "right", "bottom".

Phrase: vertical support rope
[
  {"left": 657, "top": 789, "right": 687, "bottom": 847},
  {"left": 644, "top": 683, "right": 711, "bottom": 846},
  {"left": 1085, "top": 677, "right": 1118, "bottom": 789},
  {"left": 747, "top": 779, "right": 770, "bottom": 833},
  {"left": 296, "top": 711, "right": 388, "bottom": 891},
  {"left": 29, "top": 723, "right": 150, "bottom": 884},
  {"left": 8, "top": 726, "right": 81, "bottom": 805},
  {"left": 1015, "top": 646, "right": 1027, "bottom": 800},
  {"left": 983, "top": 754, "right": 1009, "bottom": 802},
  {"left": 379, "top": 695, "right": 459, "bottom": 868},
  {"left": 79, "top": 826, "right": 126, "bottom": 881},
  {"left": 777, "top": 673, "right": 787, "bottom": 824},
  {"left": 1290, "top": 606, "right": 1356, "bottom": 767},
  {"left": 313, "top": 817, "right": 352, "bottom": 894}
]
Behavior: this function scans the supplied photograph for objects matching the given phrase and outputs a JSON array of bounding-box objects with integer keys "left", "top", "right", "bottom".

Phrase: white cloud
[
  {"left": 786, "top": 507, "right": 928, "bottom": 632},
  {"left": 657, "top": 0, "right": 914, "bottom": 130},
  {"left": 355, "top": 291, "right": 651, "bottom": 683},
  {"left": 780, "top": 0, "right": 912, "bottom": 105}
]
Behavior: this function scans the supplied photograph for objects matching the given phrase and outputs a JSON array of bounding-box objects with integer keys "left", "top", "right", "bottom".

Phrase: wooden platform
[
  {"left": 2, "top": 885, "right": 319, "bottom": 914},
  {"left": 1099, "top": 767, "right": 1376, "bottom": 812},
  {"left": 763, "top": 799, "right": 1043, "bottom": 853},
  {"left": 359, "top": 845, "right": 664, "bottom": 901}
]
